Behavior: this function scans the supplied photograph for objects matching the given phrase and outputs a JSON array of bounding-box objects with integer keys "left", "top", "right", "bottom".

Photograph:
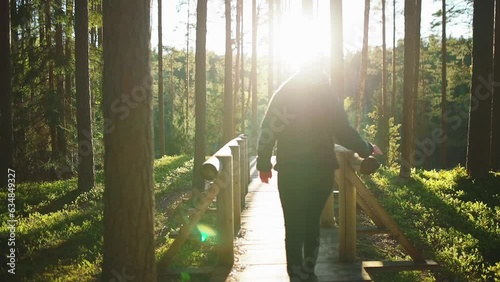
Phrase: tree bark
[
  {"left": 185, "top": 0, "right": 191, "bottom": 136},
  {"left": 391, "top": 0, "right": 396, "bottom": 118},
  {"left": 46, "top": 0, "right": 58, "bottom": 161},
  {"left": 0, "top": 0, "right": 13, "bottom": 187},
  {"left": 330, "top": 0, "right": 344, "bottom": 99},
  {"left": 102, "top": 0, "right": 156, "bottom": 280},
  {"left": 75, "top": 0, "right": 95, "bottom": 192},
  {"left": 492, "top": 0, "right": 500, "bottom": 171},
  {"left": 240, "top": 0, "right": 245, "bottom": 133},
  {"left": 158, "top": 0, "right": 165, "bottom": 156},
  {"left": 55, "top": 0, "right": 67, "bottom": 159},
  {"left": 466, "top": 0, "right": 494, "bottom": 179},
  {"left": 268, "top": 0, "right": 274, "bottom": 99},
  {"left": 251, "top": 0, "right": 258, "bottom": 149},
  {"left": 193, "top": 0, "right": 208, "bottom": 191},
  {"left": 223, "top": 0, "right": 233, "bottom": 143},
  {"left": 381, "top": 0, "right": 388, "bottom": 164},
  {"left": 441, "top": 0, "right": 447, "bottom": 168},
  {"left": 65, "top": 0, "right": 74, "bottom": 128},
  {"left": 399, "top": 0, "right": 421, "bottom": 178},
  {"left": 234, "top": 0, "right": 242, "bottom": 133},
  {"left": 356, "top": 0, "right": 370, "bottom": 130}
]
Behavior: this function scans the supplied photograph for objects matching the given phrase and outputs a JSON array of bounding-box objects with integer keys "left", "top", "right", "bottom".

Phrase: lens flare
[{"left": 196, "top": 224, "right": 217, "bottom": 242}]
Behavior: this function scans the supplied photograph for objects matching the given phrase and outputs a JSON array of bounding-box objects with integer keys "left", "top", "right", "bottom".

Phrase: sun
[{"left": 274, "top": 4, "right": 332, "bottom": 71}]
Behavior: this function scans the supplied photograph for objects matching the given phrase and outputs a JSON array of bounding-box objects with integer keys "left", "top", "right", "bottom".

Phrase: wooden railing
[
  {"left": 161, "top": 134, "right": 249, "bottom": 268},
  {"left": 321, "top": 145, "right": 429, "bottom": 266}
]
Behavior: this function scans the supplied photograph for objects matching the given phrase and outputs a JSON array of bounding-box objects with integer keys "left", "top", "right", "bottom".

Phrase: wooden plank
[
  {"left": 337, "top": 153, "right": 357, "bottom": 262},
  {"left": 159, "top": 182, "right": 221, "bottom": 267},
  {"left": 229, "top": 144, "right": 242, "bottom": 234},
  {"left": 217, "top": 155, "right": 235, "bottom": 267},
  {"left": 362, "top": 260, "right": 440, "bottom": 272},
  {"left": 346, "top": 169, "right": 425, "bottom": 262},
  {"left": 356, "top": 192, "right": 386, "bottom": 229}
]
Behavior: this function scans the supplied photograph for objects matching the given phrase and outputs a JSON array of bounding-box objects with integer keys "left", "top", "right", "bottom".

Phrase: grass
[
  {"left": 356, "top": 166, "right": 500, "bottom": 282},
  {"left": 2, "top": 159, "right": 499, "bottom": 281},
  {"left": 0, "top": 155, "right": 218, "bottom": 281}
]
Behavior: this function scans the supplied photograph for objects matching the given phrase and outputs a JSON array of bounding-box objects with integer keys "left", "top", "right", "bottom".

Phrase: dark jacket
[{"left": 256, "top": 70, "right": 373, "bottom": 172}]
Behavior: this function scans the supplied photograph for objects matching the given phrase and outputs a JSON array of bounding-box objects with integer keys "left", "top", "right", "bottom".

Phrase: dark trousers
[{"left": 277, "top": 165, "right": 334, "bottom": 281}]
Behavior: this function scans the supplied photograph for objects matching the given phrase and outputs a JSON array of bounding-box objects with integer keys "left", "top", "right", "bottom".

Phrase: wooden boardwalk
[{"left": 217, "top": 161, "right": 372, "bottom": 282}]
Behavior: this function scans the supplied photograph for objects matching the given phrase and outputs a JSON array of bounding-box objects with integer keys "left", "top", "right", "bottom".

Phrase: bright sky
[{"left": 150, "top": 0, "right": 472, "bottom": 57}]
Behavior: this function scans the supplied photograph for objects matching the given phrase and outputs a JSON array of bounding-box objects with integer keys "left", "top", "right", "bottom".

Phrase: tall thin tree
[
  {"left": 331, "top": 0, "right": 344, "bottom": 99},
  {"left": 356, "top": 0, "right": 370, "bottom": 130},
  {"left": 391, "top": 0, "right": 396, "bottom": 118},
  {"left": 102, "top": 0, "right": 156, "bottom": 280},
  {"left": 75, "top": 0, "right": 95, "bottom": 192},
  {"left": 381, "top": 0, "right": 388, "bottom": 163},
  {"left": 240, "top": 0, "right": 246, "bottom": 133},
  {"left": 0, "top": 0, "right": 13, "bottom": 187},
  {"left": 268, "top": 0, "right": 274, "bottom": 99},
  {"left": 45, "top": 0, "right": 58, "bottom": 160},
  {"left": 399, "top": 0, "right": 422, "bottom": 178},
  {"left": 55, "top": 0, "right": 66, "bottom": 158},
  {"left": 251, "top": 0, "right": 258, "bottom": 148},
  {"left": 158, "top": 0, "right": 165, "bottom": 156},
  {"left": 466, "top": 0, "right": 494, "bottom": 179},
  {"left": 492, "top": 0, "right": 500, "bottom": 171},
  {"left": 441, "top": 0, "right": 447, "bottom": 168},
  {"left": 223, "top": 0, "right": 233, "bottom": 142},
  {"left": 234, "top": 0, "right": 242, "bottom": 133},
  {"left": 193, "top": 0, "right": 208, "bottom": 191},
  {"left": 185, "top": 0, "right": 191, "bottom": 136}
]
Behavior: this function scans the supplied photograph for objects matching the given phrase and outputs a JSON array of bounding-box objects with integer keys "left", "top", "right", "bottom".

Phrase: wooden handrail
[
  {"left": 330, "top": 145, "right": 425, "bottom": 263},
  {"left": 162, "top": 135, "right": 250, "bottom": 269}
]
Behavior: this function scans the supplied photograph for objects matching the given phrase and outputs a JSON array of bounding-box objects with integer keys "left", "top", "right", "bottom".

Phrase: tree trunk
[
  {"left": 75, "top": 0, "right": 95, "bottom": 192},
  {"left": 441, "top": 0, "right": 447, "bottom": 168},
  {"left": 55, "top": 0, "right": 67, "bottom": 159},
  {"left": 158, "top": 0, "right": 165, "bottom": 156},
  {"left": 102, "top": 0, "right": 156, "bottom": 280},
  {"left": 399, "top": 0, "right": 421, "bottom": 178},
  {"left": 223, "top": 0, "right": 233, "bottom": 142},
  {"left": 466, "top": 0, "right": 494, "bottom": 179},
  {"left": 492, "top": 0, "right": 500, "bottom": 171},
  {"left": 330, "top": 0, "right": 344, "bottom": 99},
  {"left": 65, "top": 0, "right": 74, "bottom": 128},
  {"left": 0, "top": 0, "right": 13, "bottom": 187},
  {"left": 185, "top": 0, "right": 191, "bottom": 136},
  {"left": 268, "top": 0, "right": 274, "bottom": 99},
  {"left": 193, "top": 0, "right": 208, "bottom": 191},
  {"left": 234, "top": 0, "right": 242, "bottom": 134},
  {"left": 251, "top": 0, "right": 258, "bottom": 149},
  {"left": 381, "top": 0, "right": 388, "bottom": 164},
  {"left": 391, "top": 0, "right": 396, "bottom": 118},
  {"left": 356, "top": 0, "right": 370, "bottom": 130},
  {"left": 46, "top": 0, "right": 58, "bottom": 161},
  {"left": 276, "top": 0, "right": 282, "bottom": 85},
  {"left": 240, "top": 0, "right": 245, "bottom": 133}
]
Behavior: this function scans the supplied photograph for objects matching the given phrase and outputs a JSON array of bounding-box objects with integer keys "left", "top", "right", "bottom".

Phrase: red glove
[{"left": 259, "top": 171, "right": 272, "bottom": 183}]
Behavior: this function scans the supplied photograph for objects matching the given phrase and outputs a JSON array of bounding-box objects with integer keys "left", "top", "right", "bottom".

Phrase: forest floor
[{"left": 0, "top": 160, "right": 498, "bottom": 281}]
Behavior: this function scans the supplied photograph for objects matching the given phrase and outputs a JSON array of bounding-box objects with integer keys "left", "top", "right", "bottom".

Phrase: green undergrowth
[
  {"left": 357, "top": 166, "right": 500, "bottom": 282},
  {"left": 0, "top": 155, "right": 218, "bottom": 281}
]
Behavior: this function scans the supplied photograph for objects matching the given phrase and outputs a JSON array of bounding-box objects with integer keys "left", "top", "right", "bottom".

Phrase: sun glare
[{"left": 275, "top": 4, "right": 331, "bottom": 71}]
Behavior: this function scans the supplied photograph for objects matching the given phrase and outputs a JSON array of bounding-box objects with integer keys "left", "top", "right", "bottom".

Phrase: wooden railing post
[
  {"left": 229, "top": 142, "right": 242, "bottom": 234},
  {"left": 216, "top": 154, "right": 234, "bottom": 267},
  {"left": 239, "top": 134, "right": 249, "bottom": 202},
  {"left": 337, "top": 152, "right": 357, "bottom": 262},
  {"left": 236, "top": 137, "right": 246, "bottom": 210}
]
